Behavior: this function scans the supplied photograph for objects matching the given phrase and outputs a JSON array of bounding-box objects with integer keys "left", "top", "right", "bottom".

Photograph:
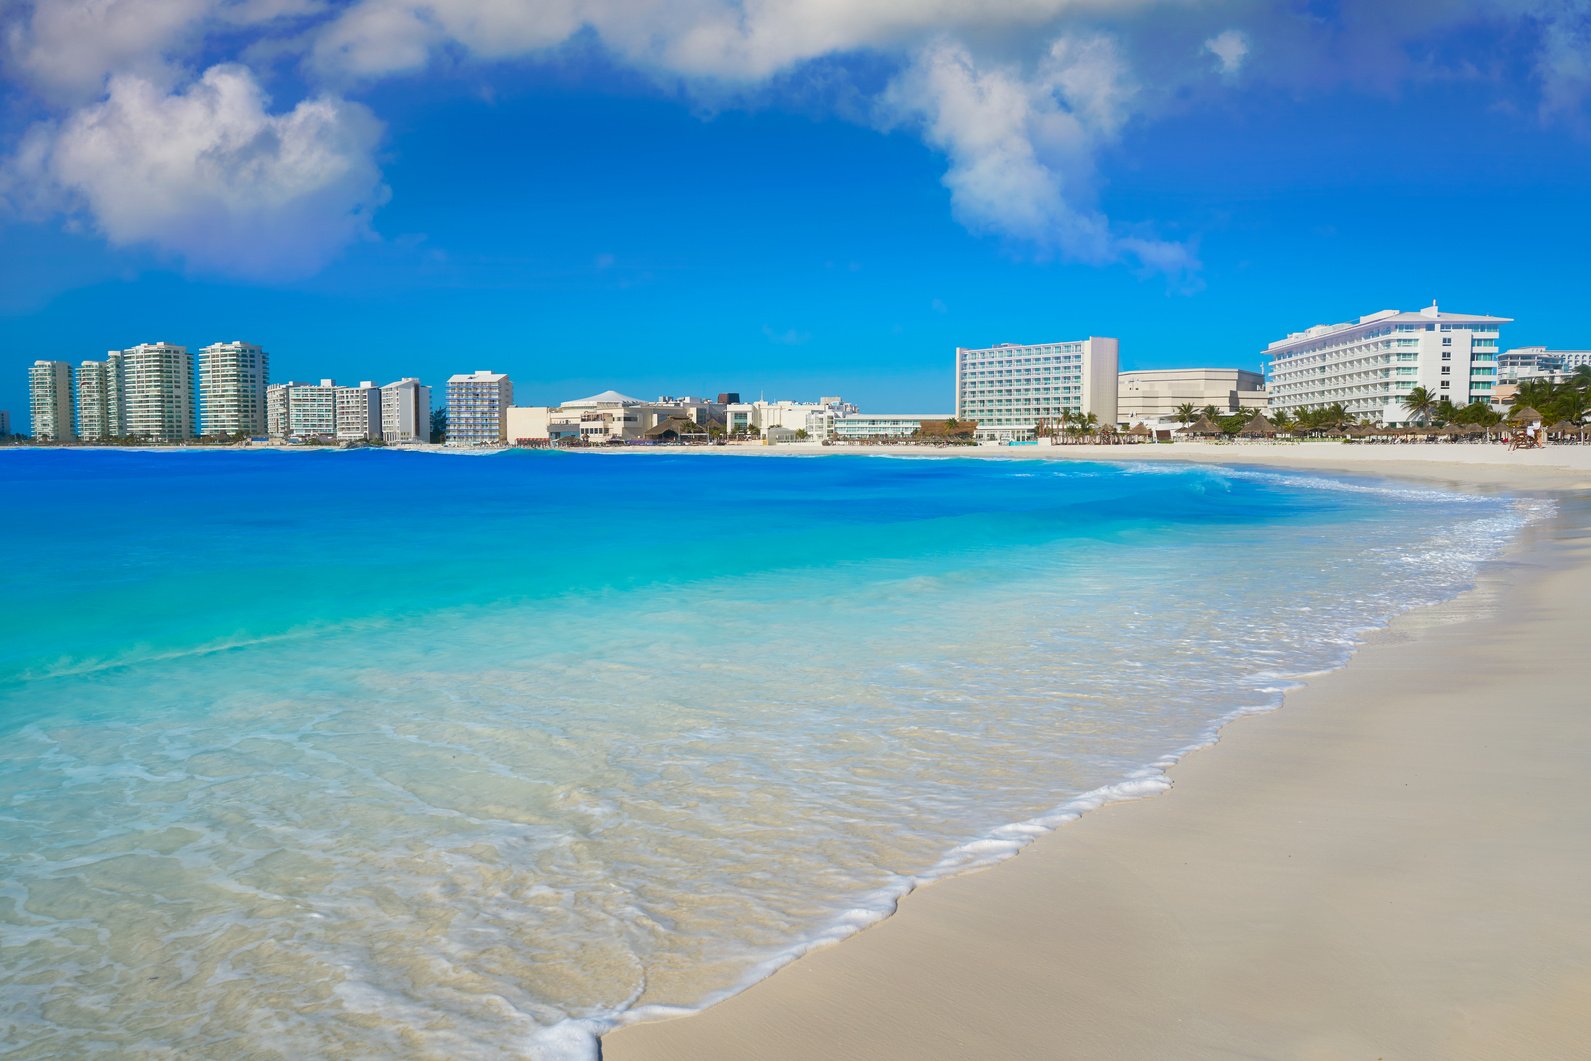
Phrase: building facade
[
  {"left": 335, "top": 382, "right": 382, "bottom": 440},
  {"left": 724, "top": 397, "right": 854, "bottom": 437},
  {"left": 1264, "top": 303, "right": 1507, "bottom": 424},
  {"left": 1117, "top": 368, "right": 1266, "bottom": 424},
  {"left": 1496, "top": 346, "right": 1591, "bottom": 382},
  {"left": 120, "top": 342, "right": 193, "bottom": 441},
  {"left": 832, "top": 413, "right": 954, "bottom": 442},
  {"left": 380, "top": 378, "right": 431, "bottom": 443},
  {"left": 198, "top": 341, "right": 268, "bottom": 437},
  {"left": 955, "top": 337, "right": 1119, "bottom": 441},
  {"left": 28, "top": 360, "right": 75, "bottom": 441},
  {"left": 0, "top": 410, "right": 10, "bottom": 436},
  {"left": 76, "top": 360, "right": 110, "bottom": 440},
  {"left": 446, "top": 370, "right": 513, "bottom": 445}
]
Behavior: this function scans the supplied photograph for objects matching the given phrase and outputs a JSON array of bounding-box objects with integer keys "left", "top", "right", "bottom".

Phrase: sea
[{"left": 0, "top": 449, "right": 1539, "bottom": 1059}]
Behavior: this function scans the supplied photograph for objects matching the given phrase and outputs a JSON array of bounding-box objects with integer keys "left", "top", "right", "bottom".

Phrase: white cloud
[
  {"left": 1203, "top": 29, "right": 1248, "bottom": 77},
  {"left": 7, "top": 64, "right": 387, "bottom": 278},
  {"left": 882, "top": 37, "right": 1192, "bottom": 274},
  {"left": 3, "top": 0, "right": 324, "bottom": 102}
]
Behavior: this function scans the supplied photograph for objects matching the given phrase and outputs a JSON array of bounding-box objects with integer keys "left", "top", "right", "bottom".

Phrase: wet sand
[{"left": 603, "top": 446, "right": 1591, "bottom": 1060}]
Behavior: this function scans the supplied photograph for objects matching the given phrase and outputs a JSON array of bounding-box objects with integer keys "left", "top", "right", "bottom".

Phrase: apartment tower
[
  {"left": 335, "top": 381, "right": 382, "bottom": 441},
  {"left": 120, "top": 342, "right": 194, "bottom": 441},
  {"left": 198, "top": 341, "right": 269, "bottom": 438},
  {"left": 28, "top": 360, "right": 75, "bottom": 441}
]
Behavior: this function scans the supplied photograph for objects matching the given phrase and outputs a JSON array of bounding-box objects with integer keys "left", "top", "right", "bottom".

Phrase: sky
[{"left": 2, "top": 1, "right": 1589, "bottom": 421}]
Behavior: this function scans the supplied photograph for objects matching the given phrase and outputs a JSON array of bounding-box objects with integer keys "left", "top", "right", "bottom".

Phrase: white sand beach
[{"left": 603, "top": 444, "right": 1591, "bottom": 1060}]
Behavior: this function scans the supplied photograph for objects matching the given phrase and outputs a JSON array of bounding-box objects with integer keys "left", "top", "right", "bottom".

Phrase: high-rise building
[
  {"left": 0, "top": 409, "right": 10, "bottom": 436},
  {"left": 120, "top": 342, "right": 193, "bottom": 441},
  {"left": 28, "top": 360, "right": 75, "bottom": 441},
  {"left": 446, "top": 370, "right": 512, "bottom": 445},
  {"left": 1263, "top": 303, "right": 1508, "bottom": 423},
  {"left": 380, "top": 378, "right": 431, "bottom": 443},
  {"left": 76, "top": 360, "right": 110, "bottom": 440},
  {"left": 954, "top": 337, "right": 1119, "bottom": 441},
  {"left": 335, "top": 381, "right": 382, "bottom": 440},
  {"left": 198, "top": 341, "right": 269, "bottom": 437}
]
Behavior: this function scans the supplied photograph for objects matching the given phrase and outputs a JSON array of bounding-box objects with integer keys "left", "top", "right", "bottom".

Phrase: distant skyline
[{"left": 3, "top": 2, "right": 1589, "bottom": 420}]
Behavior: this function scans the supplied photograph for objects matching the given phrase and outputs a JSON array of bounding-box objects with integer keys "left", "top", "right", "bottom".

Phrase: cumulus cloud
[
  {"left": 5, "top": 0, "right": 1591, "bottom": 282},
  {"left": 882, "top": 36, "right": 1193, "bottom": 274},
  {"left": 6, "top": 65, "right": 387, "bottom": 278},
  {"left": 1203, "top": 29, "right": 1248, "bottom": 76},
  {"left": 3, "top": 0, "right": 323, "bottom": 102}
]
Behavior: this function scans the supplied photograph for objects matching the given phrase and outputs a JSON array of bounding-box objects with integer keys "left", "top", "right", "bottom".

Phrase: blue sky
[{"left": 3, "top": 1, "right": 1589, "bottom": 420}]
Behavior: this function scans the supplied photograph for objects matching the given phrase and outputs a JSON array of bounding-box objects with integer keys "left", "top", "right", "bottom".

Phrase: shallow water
[{"left": 0, "top": 450, "right": 1534, "bottom": 1058}]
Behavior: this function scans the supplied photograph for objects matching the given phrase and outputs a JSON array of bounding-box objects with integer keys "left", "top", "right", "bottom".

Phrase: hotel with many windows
[
  {"left": 1263, "top": 303, "right": 1508, "bottom": 424},
  {"left": 954, "top": 337, "right": 1119, "bottom": 441},
  {"left": 198, "top": 341, "right": 268, "bottom": 438},
  {"left": 28, "top": 360, "right": 75, "bottom": 441},
  {"left": 446, "top": 370, "right": 513, "bottom": 445}
]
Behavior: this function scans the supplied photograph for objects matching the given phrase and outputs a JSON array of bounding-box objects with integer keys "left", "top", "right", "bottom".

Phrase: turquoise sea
[{"left": 0, "top": 450, "right": 1535, "bottom": 1058}]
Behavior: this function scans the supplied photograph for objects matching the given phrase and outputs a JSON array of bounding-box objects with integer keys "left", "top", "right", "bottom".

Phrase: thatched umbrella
[
  {"left": 1509, "top": 405, "right": 1544, "bottom": 422},
  {"left": 1239, "top": 412, "right": 1278, "bottom": 437},
  {"left": 1185, "top": 415, "right": 1222, "bottom": 437},
  {"left": 1551, "top": 420, "right": 1579, "bottom": 435},
  {"left": 1128, "top": 423, "right": 1153, "bottom": 442}
]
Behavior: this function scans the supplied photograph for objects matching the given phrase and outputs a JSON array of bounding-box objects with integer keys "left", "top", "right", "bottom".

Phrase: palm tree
[
  {"left": 1434, "top": 397, "right": 1460, "bottom": 425},
  {"left": 1402, "top": 386, "right": 1437, "bottom": 425},
  {"left": 1201, "top": 404, "right": 1220, "bottom": 423},
  {"left": 1270, "top": 409, "right": 1296, "bottom": 433},
  {"left": 1056, "top": 408, "right": 1076, "bottom": 444},
  {"left": 1173, "top": 402, "right": 1197, "bottom": 427}
]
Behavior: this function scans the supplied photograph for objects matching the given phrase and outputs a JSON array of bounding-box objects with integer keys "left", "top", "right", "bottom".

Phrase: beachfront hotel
[
  {"left": 1263, "top": 302, "right": 1509, "bottom": 423},
  {"left": 28, "top": 360, "right": 74, "bottom": 441},
  {"left": 381, "top": 378, "right": 431, "bottom": 443},
  {"left": 335, "top": 382, "right": 382, "bottom": 441},
  {"left": 1117, "top": 368, "right": 1266, "bottom": 423},
  {"left": 832, "top": 413, "right": 955, "bottom": 442},
  {"left": 446, "top": 370, "right": 513, "bottom": 445},
  {"left": 955, "top": 338, "right": 1119, "bottom": 441},
  {"left": 265, "top": 380, "right": 337, "bottom": 438},
  {"left": 197, "top": 341, "right": 269, "bottom": 437},
  {"left": 119, "top": 342, "right": 194, "bottom": 441}
]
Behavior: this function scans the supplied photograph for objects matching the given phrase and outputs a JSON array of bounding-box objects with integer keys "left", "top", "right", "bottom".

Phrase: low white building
[
  {"left": 1264, "top": 303, "right": 1507, "bottom": 423},
  {"left": 1117, "top": 368, "right": 1266, "bottom": 424},
  {"left": 832, "top": 413, "right": 953, "bottom": 442},
  {"left": 1496, "top": 346, "right": 1591, "bottom": 382},
  {"left": 507, "top": 391, "right": 729, "bottom": 445},
  {"left": 725, "top": 396, "right": 854, "bottom": 438}
]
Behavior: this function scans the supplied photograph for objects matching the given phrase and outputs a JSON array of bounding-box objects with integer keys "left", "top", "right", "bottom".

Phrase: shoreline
[{"left": 602, "top": 452, "right": 1591, "bottom": 1060}]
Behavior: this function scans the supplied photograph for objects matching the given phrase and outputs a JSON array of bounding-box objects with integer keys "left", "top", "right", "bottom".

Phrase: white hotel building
[
  {"left": 955, "top": 338, "right": 1119, "bottom": 441},
  {"left": 1264, "top": 303, "right": 1508, "bottom": 423},
  {"left": 198, "top": 341, "right": 268, "bottom": 438},
  {"left": 446, "top": 370, "right": 513, "bottom": 445},
  {"left": 29, "top": 360, "right": 75, "bottom": 441},
  {"left": 121, "top": 342, "right": 193, "bottom": 441}
]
